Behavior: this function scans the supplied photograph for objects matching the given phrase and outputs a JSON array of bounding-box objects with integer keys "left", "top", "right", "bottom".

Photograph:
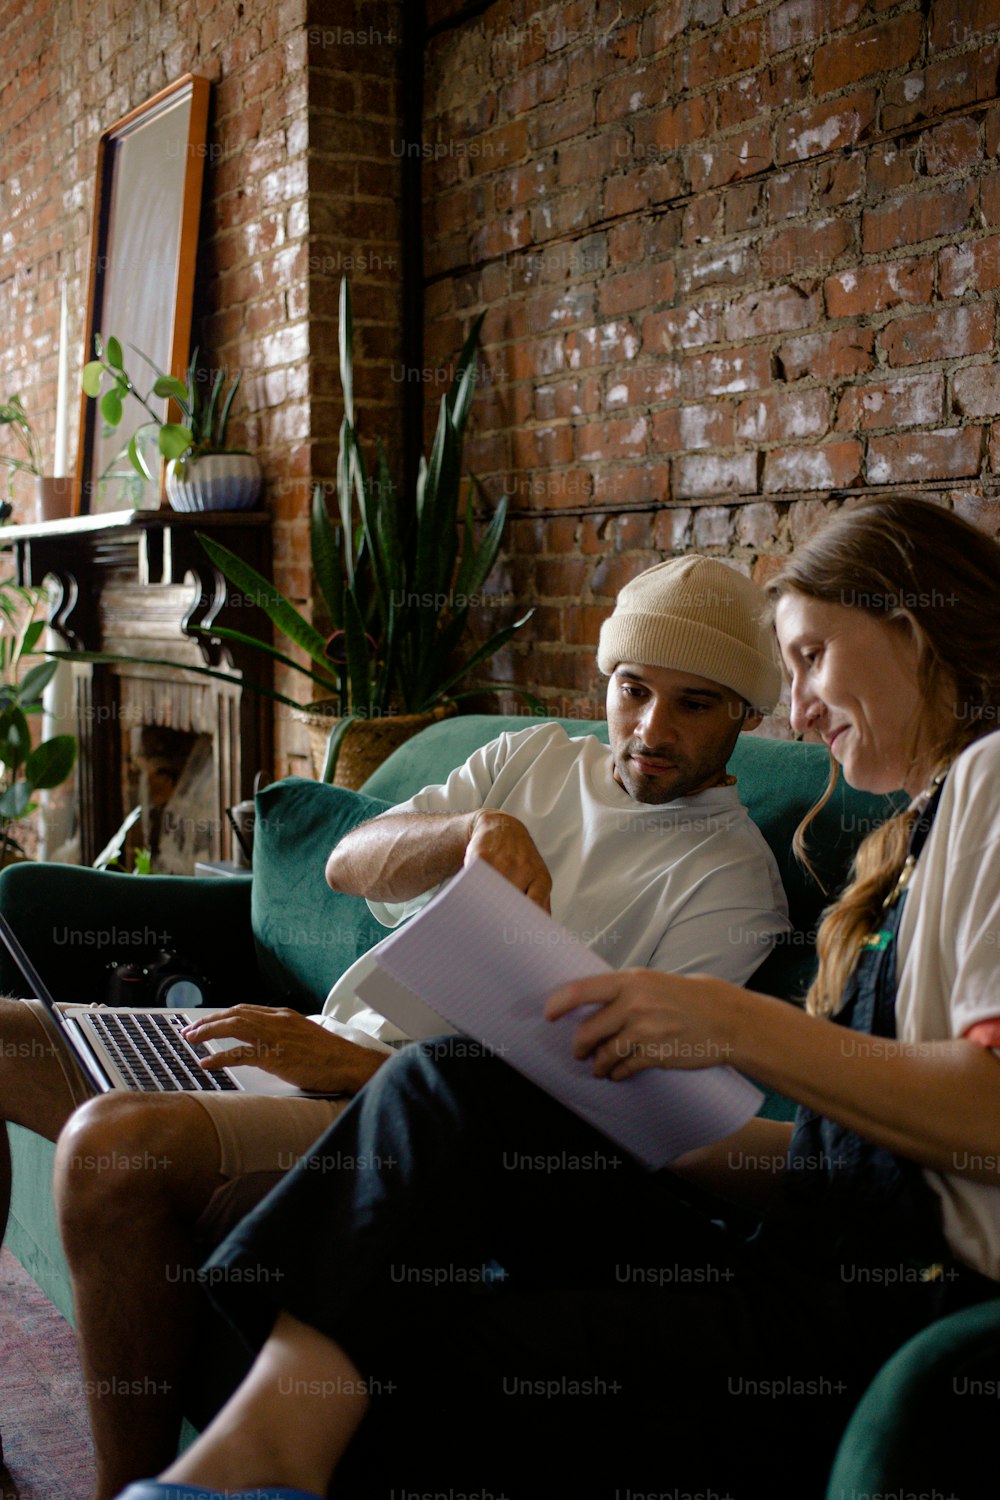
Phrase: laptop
[{"left": 0, "top": 912, "right": 300, "bottom": 1097}]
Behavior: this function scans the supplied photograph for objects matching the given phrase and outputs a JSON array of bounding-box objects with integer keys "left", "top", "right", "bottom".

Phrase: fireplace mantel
[{"left": 1, "top": 508, "right": 273, "bottom": 866}]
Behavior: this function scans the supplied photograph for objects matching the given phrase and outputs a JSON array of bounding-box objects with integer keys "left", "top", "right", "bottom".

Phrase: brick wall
[
  {"left": 0, "top": 0, "right": 404, "bottom": 775},
  {"left": 420, "top": 0, "right": 1000, "bottom": 723}
]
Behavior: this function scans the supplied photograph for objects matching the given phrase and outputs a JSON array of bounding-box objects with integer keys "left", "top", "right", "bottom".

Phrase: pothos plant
[
  {"left": 0, "top": 579, "right": 77, "bottom": 868},
  {"left": 82, "top": 336, "right": 246, "bottom": 484}
]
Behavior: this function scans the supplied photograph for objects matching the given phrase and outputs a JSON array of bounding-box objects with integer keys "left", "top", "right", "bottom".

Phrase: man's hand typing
[{"left": 181, "top": 1006, "right": 386, "bottom": 1094}]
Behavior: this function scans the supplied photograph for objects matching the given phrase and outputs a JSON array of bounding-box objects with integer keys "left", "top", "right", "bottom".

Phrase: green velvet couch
[{"left": 1, "top": 715, "right": 995, "bottom": 1496}]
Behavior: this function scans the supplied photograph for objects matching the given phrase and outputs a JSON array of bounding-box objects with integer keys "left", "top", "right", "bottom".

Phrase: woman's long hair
[{"left": 767, "top": 496, "right": 1000, "bottom": 1016}]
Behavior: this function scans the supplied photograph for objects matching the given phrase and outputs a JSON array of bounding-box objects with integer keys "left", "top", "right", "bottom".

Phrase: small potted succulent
[{"left": 82, "top": 337, "right": 262, "bottom": 511}]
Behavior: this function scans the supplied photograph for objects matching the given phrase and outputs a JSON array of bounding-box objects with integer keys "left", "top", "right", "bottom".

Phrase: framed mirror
[{"left": 76, "top": 74, "right": 210, "bottom": 514}]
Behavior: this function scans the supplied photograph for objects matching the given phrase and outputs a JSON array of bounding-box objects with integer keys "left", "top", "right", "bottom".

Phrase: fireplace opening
[{"left": 124, "top": 724, "right": 217, "bottom": 875}]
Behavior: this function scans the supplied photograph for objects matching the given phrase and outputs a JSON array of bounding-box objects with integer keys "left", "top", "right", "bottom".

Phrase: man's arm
[{"left": 326, "top": 809, "right": 553, "bottom": 910}]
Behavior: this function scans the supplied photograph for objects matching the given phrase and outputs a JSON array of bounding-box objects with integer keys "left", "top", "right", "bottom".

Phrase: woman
[{"left": 118, "top": 496, "right": 1000, "bottom": 1500}]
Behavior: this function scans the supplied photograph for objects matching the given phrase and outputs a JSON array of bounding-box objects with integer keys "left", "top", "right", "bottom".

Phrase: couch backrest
[{"left": 254, "top": 715, "right": 901, "bottom": 1011}]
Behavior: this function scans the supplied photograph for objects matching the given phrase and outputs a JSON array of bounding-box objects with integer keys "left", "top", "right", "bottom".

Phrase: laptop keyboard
[{"left": 88, "top": 1011, "right": 241, "bottom": 1092}]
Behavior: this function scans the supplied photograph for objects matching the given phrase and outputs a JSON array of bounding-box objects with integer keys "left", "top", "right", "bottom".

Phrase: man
[{"left": 0, "top": 555, "right": 789, "bottom": 1498}]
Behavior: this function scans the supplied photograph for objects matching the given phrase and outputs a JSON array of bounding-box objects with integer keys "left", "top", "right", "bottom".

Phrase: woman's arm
[
  {"left": 668, "top": 1115, "right": 795, "bottom": 1207},
  {"left": 546, "top": 971, "right": 1000, "bottom": 1186}
]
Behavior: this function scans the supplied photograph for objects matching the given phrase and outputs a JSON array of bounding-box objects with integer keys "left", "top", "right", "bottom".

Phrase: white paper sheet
[{"left": 354, "top": 858, "right": 763, "bottom": 1167}]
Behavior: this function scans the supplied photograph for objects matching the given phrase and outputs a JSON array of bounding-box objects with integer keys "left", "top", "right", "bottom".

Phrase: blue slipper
[{"left": 115, "top": 1483, "right": 325, "bottom": 1500}]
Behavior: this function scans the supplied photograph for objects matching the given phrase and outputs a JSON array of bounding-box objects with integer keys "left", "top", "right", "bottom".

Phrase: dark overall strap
[{"left": 753, "top": 780, "right": 992, "bottom": 1304}]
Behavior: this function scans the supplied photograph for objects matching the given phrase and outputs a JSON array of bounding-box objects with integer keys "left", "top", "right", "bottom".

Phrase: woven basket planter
[{"left": 293, "top": 701, "right": 456, "bottom": 789}]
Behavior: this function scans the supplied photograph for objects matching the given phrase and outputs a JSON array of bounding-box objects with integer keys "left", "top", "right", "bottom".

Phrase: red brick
[
  {"left": 940, "top": 236, "right": 1000, "bottom": 297},
  {"left": 683, "top": 196, "right": 723, "bottom": 248},
  {"left": 498, "top": 56, "right": 567, "bottom": 117},
  {"left": 862, "top": 182, "right": 977, "bottom": 254},
  {"left": 736, "top": 500, "right": 781, "bottom": 549},
  {"left": 823, "top": 256, "right": 935, "bottom": 317},
  {"left": 638, "top": 95, "right": 712, "bottom": 152},
  {"left": 922, "top": 117, "right": 982, "bottom": 176},
  {"left": 653, "top": 506, "right": 694, "bottom": 552},
  {"left": 761, "top": 217, "right": 854, "bottom": 278},
  {"left": 596, "top": 58, "right": 672, "bottom": 126},
  {"left": 777, "top": 327, "right": 875, "bottom": 381},
  {"left": 511, "top": 426, "right": 575, "bottom": 470},
  {"left": 879, "top": 305, "right": 994, "bottom": 368},
  {"left": 735, "top": 389, "right": 830, "bottom": 443},
  {"left": 675, "top": 240, "right": 756, "bottom": 296},
  {"left": 982, "top": 171, "right": 1000, "bottom": 227},
  {"left": 598, "top": 263, "right": 676, "bottom": 319},
  {"left": 686, "top": 123, "right": 773, "bottom": 193},
  {"left": 673, "top": 453, "right": 757, "bottom": 500},
  {"left": 693, "top": 506, "right": 737, "bottom": 549},
  {"left": 575, "top": 416, "right": 649, "bottom": 461},
  {"left": 883, "top": 44, "right": 1000, "bottom": 132},
  {"left": 929, "top": 0, "right": 1000, "bottom": 51},
  {"left": 603, "top": 159, "right": 686, "bottom": 215},
  {"left": 525, "top": 286, "right": 596, "bottom": 336},
  {"left": 866, "top": 140, "right": 919, "bottom": 194},
  {"left": 564, "top": 321, "right": 640, "bottom": 370},
  {"left": 723, "top": 182, "right": 764, "bottom": 234},
  {"left": 723, "top": 285, "right": 821, "bottom": 341},
  {"left": 681, "top": 348, "right": 772, "bottom": 399},
  {"left": 952, "top": 491, "right": 1000, "bottom": 535},
  {"left": 533, "top": 377, "right": 602, "bottom": 423},
  {"left": 535, "top": 557, "right": 590, "bottom": 598},
  {"left": 813, "top": 13, "right": 922, "bottom": 96},
  {"left": 591, "top": 464, "right": 672, "bottom": 506},
  {"left": 682, "top": 21, "right": 764, "bottom": 91},
  {"left": 835, "top": 372, "right": 944, "bottom": 431},
  {"left": 763, "top": 439, "right": 863, "bottom": 493},
  {"left": 987, "top": 105, "right": 1000, "bottom": 159},
  {"left": 767, "top": 168, "right": 811, "bottom": 220},
  {"left": 644, "top": 304, "right": 723, "bottom": 353},
  {"left": 952, "top": 366, "right": 1000, "bottom": 418},
  {"left": 767, "top": 0, "right": 863, "bottom": 54},
  {"left": 652, "top": 402, "right": 736, "bottom": 453},
  {"left": 777, "top": 88, "right": 876, "bottom": 165},
  {"left": 866, "top": 427, "right": 984, "bottom": 484},
  {"left": 604, "top": 365, "right": 681, "bottom": 409}
]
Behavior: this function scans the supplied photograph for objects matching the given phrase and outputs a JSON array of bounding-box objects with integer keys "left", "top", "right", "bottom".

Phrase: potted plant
[
  {"left": 54, "top": 285, "right": 537, "bottom": 786},
  {"left": 0, "top": 577, "right": 77, "bottom": 868},
  {"left": 193, "top": 278, "right": 538, "bottom": 783},
  {"left": 0, "top": 394, "right": 42, "bottom": 521},
  {"left": 82, "top": 338, "right": 262, "bottom": 510}
]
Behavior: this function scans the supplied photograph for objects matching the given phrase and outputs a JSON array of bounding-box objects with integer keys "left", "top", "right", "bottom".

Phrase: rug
[{"left": 0, "top": 1246, "right": 96, "bottom": 1498}]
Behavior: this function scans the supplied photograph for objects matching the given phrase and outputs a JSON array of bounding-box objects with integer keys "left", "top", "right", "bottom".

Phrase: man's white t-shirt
[
  {"left": 318, "top": 724, "right": 790, "bottom": 1048},
  {"left": 896, "top": 729, "right": 1000, "bottom": 1279}
]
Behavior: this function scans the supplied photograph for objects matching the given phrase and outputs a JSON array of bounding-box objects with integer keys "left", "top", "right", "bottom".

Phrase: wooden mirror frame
[{"left": 75, "top": 74, "right": 211, "bottom": 514}]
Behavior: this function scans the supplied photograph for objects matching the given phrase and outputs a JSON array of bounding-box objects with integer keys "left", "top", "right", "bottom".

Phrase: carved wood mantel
[{"left": 1, "top": 509, "right": 273, "bottom": 865}]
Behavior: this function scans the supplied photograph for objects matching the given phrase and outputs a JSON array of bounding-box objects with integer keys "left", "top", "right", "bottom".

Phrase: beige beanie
[{"left": 596, "top": 555, "right": 782, "bottom": 712}]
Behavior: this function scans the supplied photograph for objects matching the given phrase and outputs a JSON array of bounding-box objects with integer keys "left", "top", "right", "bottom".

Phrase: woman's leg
[{"left": 162, "top": 1311, "right": 365, "bottom": 1495}]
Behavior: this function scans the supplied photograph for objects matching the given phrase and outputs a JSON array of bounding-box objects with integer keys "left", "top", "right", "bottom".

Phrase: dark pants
[{"left": 203, "top": 1040, "right": 975, "bottom": 1500}]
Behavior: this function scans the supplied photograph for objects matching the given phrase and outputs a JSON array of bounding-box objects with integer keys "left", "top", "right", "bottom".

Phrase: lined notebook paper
[{"left": 353, "top": 858, "right": 762, "bottom": 1168}]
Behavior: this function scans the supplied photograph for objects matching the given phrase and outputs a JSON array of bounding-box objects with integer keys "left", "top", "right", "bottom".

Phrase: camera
[{"left": 105, "top": 949, "right": 210, "bottom": 1009}]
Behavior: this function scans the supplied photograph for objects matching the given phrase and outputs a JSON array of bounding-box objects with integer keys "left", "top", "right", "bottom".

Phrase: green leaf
[
  {"left": 21, "top": 619, "right": 45, "bottom": 656},
  {"left": 311, "top": 484, "right": 342, "bottom": 625},
  {"left": 16, "top": 660, "right": 58, "bottom": 704},
  {"left": 0, "top": 703, "right": 31, "bottom": 768},
  {"left": 127, "top": 430, "right": 153, "bottom": 481},
  {"left": 106, "top": 336, "right": 124, "bottom": 370},
  {"left": 425, "top": 609, "right": 535, "bottom": 706},
  {"left": 342, "top": 587, "right": 372, "bottom": 715},
  {"left": 25, "top": 734, "right": 76, "bottom": 790},
  {"left": 458, "top": 492, "right": 510, "bottom": 602},
  {"left": 320, "top": 713, "right": 356, "bottom": 784},
  {"left": 92, "top": 804, "right": 143, "bottom": 870},
  {"left": 153, "top": 375, "right": 189, "bottom": 402},
  {"left": 338, "top": 278, "right": 354, "bottom": 425},
  {"left": 158, "top": 423, "right": 193, "bottom": 459},
  {"left": 100, "top": 388, "right": 123, "bottom": 426},
  {"left": 448, "top": 312, "right": 485, "bottom": 439},
  {"left": 216, "top": 369, "right": 241, "bottom": 448},
  {"left": 188, "top": 624, "right": 340, "bottom": 695},
  {"left": 82, "top": 361, "right": 105, "bottom": 398},
  {"left": 196, "top": 533, "right": 331, "bottom": 666}
]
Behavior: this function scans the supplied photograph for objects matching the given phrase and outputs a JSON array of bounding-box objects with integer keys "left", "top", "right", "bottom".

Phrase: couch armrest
[
  {"left": 826, "top": 1295, "right": 1000, "bottom": 1498},
  {"left": 0, "top": 863, "right": 266, "bottom": 1007}
]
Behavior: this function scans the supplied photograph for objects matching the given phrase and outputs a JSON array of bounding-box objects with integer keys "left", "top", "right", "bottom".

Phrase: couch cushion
[{"left": 251, "top": 778, "right": 390, "bottom": 1012}]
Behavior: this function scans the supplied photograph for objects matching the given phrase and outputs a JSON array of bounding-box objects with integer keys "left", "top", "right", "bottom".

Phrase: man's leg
[
  {"left": 54, "top": 1089, "right": 347, "bottom": 1500},
  {"left": 54, "top": 1094, "right": 226, "bottom": 1500}
]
